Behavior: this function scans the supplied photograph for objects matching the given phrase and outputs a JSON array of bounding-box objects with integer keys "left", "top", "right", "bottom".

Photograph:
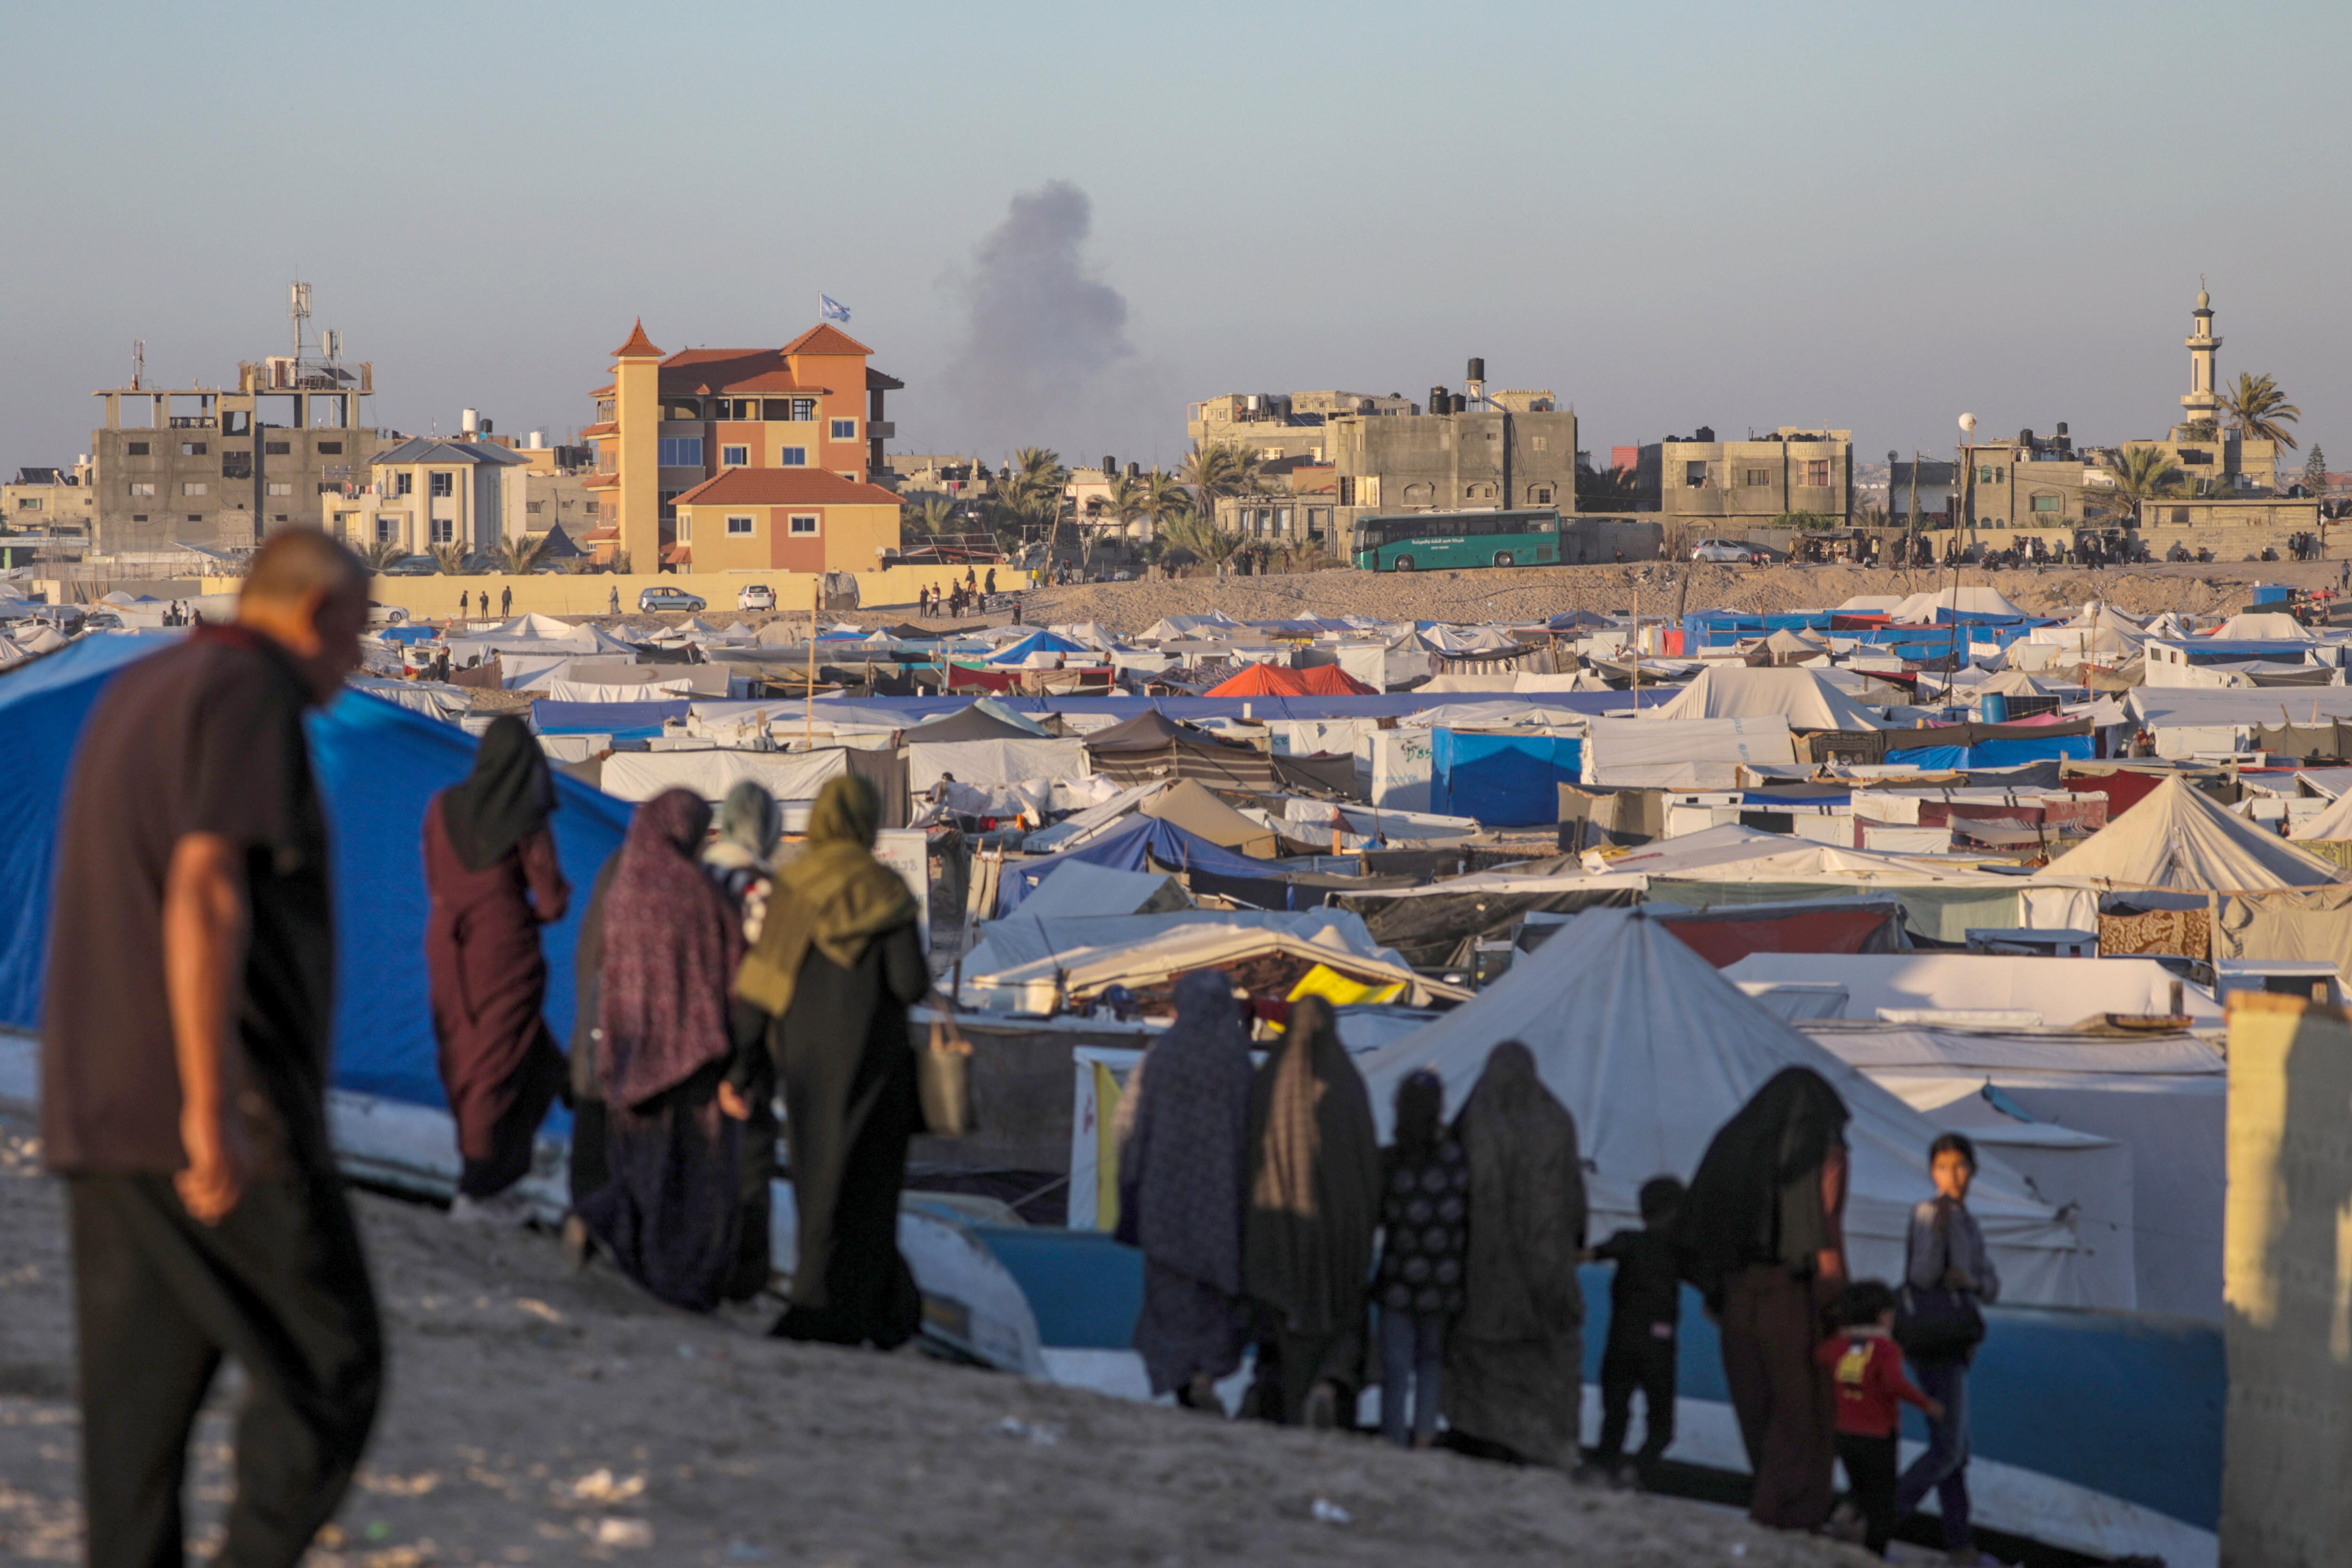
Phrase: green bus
[{"left": 1350, "top": 508, "right": 1562, "bottom": 572}]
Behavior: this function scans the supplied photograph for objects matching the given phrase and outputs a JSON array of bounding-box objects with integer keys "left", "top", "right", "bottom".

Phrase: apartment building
[
  {"left": 1187, "top": 390, "right": 1416, "bottom": 462},
  {"left": 1637, "top": 427, "right": 1853, "bottom": 530},
  {"left": 669, "top": 468, "right": 902, "bottom": 574},
  {"left": 583, "top": 320, "right": 903, "bottom": 573}
]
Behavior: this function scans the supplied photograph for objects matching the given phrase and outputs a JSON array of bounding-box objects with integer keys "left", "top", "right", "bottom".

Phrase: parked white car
[
  {"left": 1691, "top": 539, "right": 1758, "bottom": 564},
  {"left": 738, "top": 584, "right": 776, "bottom": 611}
]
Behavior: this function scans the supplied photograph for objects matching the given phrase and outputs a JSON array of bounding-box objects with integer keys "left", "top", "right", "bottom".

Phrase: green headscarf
[{"left": 735, "top": 773, "right": 917, "bottom": 1016}]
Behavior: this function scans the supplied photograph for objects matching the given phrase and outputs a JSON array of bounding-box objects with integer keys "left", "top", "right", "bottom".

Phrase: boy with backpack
[{"left": 1819, "top": 1279, "right": 1943, "bottom": 1556}]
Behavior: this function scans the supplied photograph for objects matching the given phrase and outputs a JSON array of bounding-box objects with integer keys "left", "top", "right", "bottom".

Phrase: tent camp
[
  {"left": 1890, "top": 586, "right": 2031, "bottom": 623},
  {"left": 1200, "top": 662, "right": 1376, "bottom": 698},
  {"left": 1358, "top": 907, "right": 2092, "bottom": 1304},
  {"left": 900, "top": 700, "right": 1049, "bottom": 742},
  {"left": 2034, "top": 775, "right": 2343, "bottom": 890},
  {"left": 1640, "top": 666, "right": 1883, "bottom": 730}
]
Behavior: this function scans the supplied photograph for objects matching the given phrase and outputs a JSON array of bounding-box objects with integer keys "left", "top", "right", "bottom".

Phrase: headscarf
[
  {"left": 735, "top": 774, "right": 917, "bottom": 1017},
  {"left": 1452, "top": 1041, "right": 1587, "bottom": 1342},
  {"left": 439, "top": 715, "right": 555, "bottom": 871},
  {"left": 705, "top": 780, "right": 781, "bottom": 870},
  {"left": 1676, "top": 1066, "right": 1850, "bottom": 1311},
  {"left": 1118, "top": 970, "right": 1253, "bottom": 1294},
  {"left": 596, "top": 788, "right": 744, "bottom": 1109},
  {"left": 1242, "top": 995, "right": 1382, "bottom": 1335}
]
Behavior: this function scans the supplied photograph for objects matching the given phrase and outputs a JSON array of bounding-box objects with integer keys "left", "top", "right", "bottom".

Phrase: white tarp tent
[
  {"left": 905, "top": 736, "right": 1089, "bottom": 793},
  {"left": 600, "top": 746, "right": 851, "bottom": 804},
  {"left": 1583, "top": 715, "right": 1796, "bottom": 787},
  {"left": 1359, "top": 908, "right": 2093, "bottom": 1305},
  {"left": 1803, "top": 1019, "right": 2225, "bottom": 1318},
  {"left": 1720, "top": 952, "right": 2223, "bottom": 1027},
  {"left": 2288, "top": 786, "right": 2352, "bottom": 840},
  {"left": 1640, "top": 666, "right": 1883, "bottom": 730},
  {"left": 1889, "top": 586, "right": 2030, "bottom": 623},
  {"left": 2034, "top": 775, "right": 2343, "bottom": 890}
]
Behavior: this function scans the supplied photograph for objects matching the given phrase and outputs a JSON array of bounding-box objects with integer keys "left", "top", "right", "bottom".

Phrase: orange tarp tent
[{"left": 1201, "top": 662, "right": 1375, "bottom": 698}]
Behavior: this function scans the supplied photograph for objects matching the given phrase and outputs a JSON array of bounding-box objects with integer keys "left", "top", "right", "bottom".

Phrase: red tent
[{"left": 1202, "top": 662, "right": 1375, "bottom": 698}]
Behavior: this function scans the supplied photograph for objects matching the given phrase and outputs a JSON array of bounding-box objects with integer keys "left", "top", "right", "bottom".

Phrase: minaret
[{"left": 2180, "top": 286, "right": 2221, "bottom": 434}]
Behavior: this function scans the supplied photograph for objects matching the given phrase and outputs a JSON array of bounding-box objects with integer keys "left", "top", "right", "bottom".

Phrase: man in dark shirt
[
  {"left": 1591, "top": 1175, "right": 1687, "bottom": 1486},
  {"left": 44, "top": 529, "right": 381, "bottom": 1568}
]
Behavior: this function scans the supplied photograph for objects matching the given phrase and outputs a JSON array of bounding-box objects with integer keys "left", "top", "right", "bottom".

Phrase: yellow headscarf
[{"left": 735, "top": 774, "right": 917, "bottom": 1016}]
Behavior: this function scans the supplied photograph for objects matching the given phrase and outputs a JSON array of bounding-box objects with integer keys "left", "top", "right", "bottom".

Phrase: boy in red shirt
[{"left": 1818, "top": 1280, "right": 1943, "bottom": 1556}]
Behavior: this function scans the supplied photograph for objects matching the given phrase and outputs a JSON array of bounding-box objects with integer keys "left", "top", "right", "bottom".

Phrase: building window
[
  {"left": 430, "top": 472, "right": 454, "bottom": 498},
  {"left": 430, "top": 518, "right": 453, "bottom": 544},
  {"left": 677, "top": 515, "right": 692, "bottom": 542},
  {"left": 1977, "top": 465, "right": 2004, "bottom": 484},
  {"left": 182, "top": 482, "right": 207, "bottom": 497},
  {"left": 376, "top": 515, "right": 396, "bottom": 542},
  {"left": 788, "top": 514, "right": 818, "bottom": 535},
  {"left": 727, "top": 514, "right": 755, "bottom": 536},
  {"left": 265, "top": 440, "right": 291, "bottom": 455},
  {"left": 830, "top": 418, "right": 857, "bottom": 440},
  {"left": 526, "top": 500, "right": 543, "bottom": 514},
  {"left": 129, "top": 482, "right": 155, "bottom": 497},
  {"left": 1685, "top": 462, "right": 1709, "bottom": 488},
  {"left": 186, "top": 513, "right": 202, "bottom": 523},
  {"left": 779, "top": 446, "right": 807, "bottom": 466},
  {"left": 15, "top": 498, "right": 40, "bottom": 511},
  {"left": 789, "top": 398, "right": 817, "bottom": 422},
  {"left": 721, "top": 445, "right": 748, "bottom": 467},
  {"left": 181, "top": 441, "right": 206, "bottom": 456},
  {"left": 267, "top": 482, "right": 293, "bottom": 496},
  {"left": 583, "top": 500, "right": 598, "bottom": 516},
  {"left": 125, "top": 441, "right": 150, "bottom": 456},
  {"left": 1803, "top": 459, "right": 1830, "bottom": 487},
  {"left": 131, "top": 514, "right": 147, "bottom": 523},
  {"left": 658, "top": 436, "right": 704, "bottom": 467},
  {"left": 1527, "top": 486, "right": 1554, "bottom": 506},
  {"left": 317, "top": 441, "right": 342, "bottom": 455},
  {"left": 2030, "top": 493, "right": 2061, "bottom": 514},
  {"left": 394, "top": 472, "right": 413, "bottom": 496},
  {"left": 222, "top": 452, "right": 253, "bottom": 480}
]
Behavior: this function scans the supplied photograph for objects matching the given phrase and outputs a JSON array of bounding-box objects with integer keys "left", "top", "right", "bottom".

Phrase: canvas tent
[
  {"left": 1582, "top": 715, "right": 1797, "bottom": 788},
  {"left": 1083, "top": 708, "right": 1279, "bottom": 791},
  {"left": 2034, "top": 775, "right": 2343, "bottom": 891},
  {"left": 1358, "top": 907, "right": 2093, "bottom": 1305},
  {"left": 900, "top": 700, "right": 1048, "bottom": 742},
  {"left": 1139, "top": 777, "right": 1279, "bottom": 857},
  {"left": 1640, "top": 666, "right": 1883, "bottom": 730},
  {"left": 1201, "top": 662, "right": 1376, "bottom": 698}
]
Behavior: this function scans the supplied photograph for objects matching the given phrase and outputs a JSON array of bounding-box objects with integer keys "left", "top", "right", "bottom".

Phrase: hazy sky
[{"left": 6, "top": 1, "right": 2346, "bottom": 475}]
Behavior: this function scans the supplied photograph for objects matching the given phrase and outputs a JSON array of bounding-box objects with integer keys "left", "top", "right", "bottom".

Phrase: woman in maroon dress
[{"left": 423, "top": 715, "right": 570, "bottom": 1223}]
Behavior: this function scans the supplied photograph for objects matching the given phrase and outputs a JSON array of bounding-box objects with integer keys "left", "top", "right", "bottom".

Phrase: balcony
[{"left": 868, "top": 421, "right": 896, "bottom": 439}]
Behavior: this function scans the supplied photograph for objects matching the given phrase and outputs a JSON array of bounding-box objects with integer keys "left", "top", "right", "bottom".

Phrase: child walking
[
  {"left": 1819, "top": 1280, "right": 1942, "bottom": 1556},
  {"left": 1591, "top": 1176, "right": 1686, "bottom": 1486},
  {"left": 1374, "top": 1069, "right": 1469, "bottom": 1448}
]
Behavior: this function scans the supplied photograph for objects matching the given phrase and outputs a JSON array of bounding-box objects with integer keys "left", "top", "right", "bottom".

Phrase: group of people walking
[
  {"left": 453, "top": 585, "right": 516, "bottom": 619},
  {"left": 421, "top": 725, "right": 933, "bottom": 1345},
  {"left": 922, "top": 567, "right": 993, "bottom": 620},
  {"left": 1116, "top": 981, "right": 1996, "bottom": 1561}
]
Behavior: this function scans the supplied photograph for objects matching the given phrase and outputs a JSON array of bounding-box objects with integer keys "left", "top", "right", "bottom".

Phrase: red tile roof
[
  {"left": 612, "top": 318, "right": 663, "bottom": 358},
  {"left": 670, "top": 469, "right": 900, "bottom": 508},
  {"left": 657, "top": 348, "right": 830, "bottom": 398},
  {"left": 579, "top": 422, "right": 616, "bottom": 438},
  {"left": 782, "top": 323, "right": 873, "bottom": 358},
  {"left": 582, "top": 473, "right": 618, "bottom": 489},
  {"left": 662, "top": 544, "right": 692, "bottom": 565}
]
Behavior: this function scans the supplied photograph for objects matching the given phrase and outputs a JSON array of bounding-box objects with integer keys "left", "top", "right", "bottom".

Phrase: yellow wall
[{"left": 225, "top": 563, "right": 1034, "bottom": 620}]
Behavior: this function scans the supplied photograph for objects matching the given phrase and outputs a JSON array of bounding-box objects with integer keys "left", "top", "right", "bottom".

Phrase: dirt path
[{"left": 0, "top": 1115, "right": 1870, "bottom": 1567}]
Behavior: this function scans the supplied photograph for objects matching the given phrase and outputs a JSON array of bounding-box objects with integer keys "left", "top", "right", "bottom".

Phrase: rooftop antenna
[
  {"left": 131, "top": 339, "right": 144, "bottom": 392},
  {"left": 290, "top": 280, "right": 313, "bottom": 361}
]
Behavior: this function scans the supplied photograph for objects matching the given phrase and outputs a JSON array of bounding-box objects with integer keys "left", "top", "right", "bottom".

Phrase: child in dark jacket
[
  {"left": 1590, "top": 1176, "right": 1686, "bottom": 1485},
  {"left": 1818, "top": 1280, "right": 1943, "bottom": 1556}
]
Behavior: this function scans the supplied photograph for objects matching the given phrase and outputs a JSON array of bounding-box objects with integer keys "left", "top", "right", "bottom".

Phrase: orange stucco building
[
  {"left": 670, "top": 468, "right": 903, "bottom": 575},
  {"left": 581, "top": 320, "right": 903, "bottom": 573}
]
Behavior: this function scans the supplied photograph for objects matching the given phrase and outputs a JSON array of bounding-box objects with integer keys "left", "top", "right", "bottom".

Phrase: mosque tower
[{"left": 2179, "top": 285, "right": 2222, "bottom": 434}]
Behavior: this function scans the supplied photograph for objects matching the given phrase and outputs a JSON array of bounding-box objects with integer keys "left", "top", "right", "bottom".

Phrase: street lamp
[{"left": 1958, "top": 413, "right": 1978, "bottom": 555}]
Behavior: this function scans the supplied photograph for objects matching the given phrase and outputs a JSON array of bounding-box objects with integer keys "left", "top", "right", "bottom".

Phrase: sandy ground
[{"left": 0, "top": 1116, "right": 1870, "bottom": 1567}]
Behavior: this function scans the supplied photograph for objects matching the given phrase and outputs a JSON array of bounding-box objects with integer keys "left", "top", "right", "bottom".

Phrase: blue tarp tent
[
  {"left": 994, "top": 813, "right": 1273, "bottom": 918},
  {"left": 984, "top": 630, "right": 1090, "bottom": 665},
  {"left": 1430, "top": 730, "right": 1582, "bottom": 826},
  {"left": 531, "top": 697, "right": 689, "bottom": 738},
  {"left": 0, "top": 636, "right": 632, "bottom": 1112}
]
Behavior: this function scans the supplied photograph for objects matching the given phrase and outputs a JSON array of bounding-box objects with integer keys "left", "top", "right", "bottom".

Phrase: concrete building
[
  {"left": 1887, "top": 459, "right": 1957, "bottom": 528},
  {"left": 1188, "top": 390, "right": 1416, "bottom": 462},
  {"left": 1327, "top": 389, "right": 1577, "bottom": 544},
  {"left": 1216, "top": 461, "right": 1339, "bottom": 541},
  {"left": 323, "top": 438, "right": 528, "bottom": 555},
  {"left": 584, "top": 319, "right": 902, "bottom": 573},
  {"left": 1637, "top": 427, "right": 1853, "bottom": 531},
  {"left": 2, "top": 462, "right": 97, "bottom": 536},
  {"left": 1956, "top": 427, "right": 2106, "bottom": 528},
  {"left": 89, "top": 287, "right": 383, "bottom": 557},
  {"left": 669, "top": 468, "right": 902, "bottom": 575}
]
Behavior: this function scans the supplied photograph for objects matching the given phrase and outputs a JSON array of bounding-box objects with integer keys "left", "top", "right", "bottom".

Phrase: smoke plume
[{"left": 940, "top": 181, "right": 1159, "bottom": 460}]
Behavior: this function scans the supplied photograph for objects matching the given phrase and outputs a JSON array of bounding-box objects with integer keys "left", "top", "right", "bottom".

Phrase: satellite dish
[{"left": 1958, "top": 413, "right": 1978, "bottom": 435}]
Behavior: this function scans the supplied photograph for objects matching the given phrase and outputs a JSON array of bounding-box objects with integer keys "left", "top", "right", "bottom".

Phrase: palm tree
[
  {"left": 903, "top": 495, "right": 958, "bottom": 540},
  {"left": 1159, "top": 509, "right": 1244, "bottom": 570},
  {"left": 360, "top": 538, "right": 406, "bottom": 571},
  {"left": 494, "top": 535, "right": 548, "bottom": 575},
  {"left": 1178, "top": 442, "right": 1255, "bottom": 536},
  {"left": 1086, "top": 472, "right": 1148, "bottom": 568},
  {"left": 428, "top": 542, "right": 469, "bottom": 576},
  {"left": 1138, "top": 467, "right": 1188, "bottom": 542},
  {"left": 2095, "top": 446, "right": 2187, "bottom": 524},
  {"left": 2220, "top": 371, "right": 2301, "bottom": 451}
]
